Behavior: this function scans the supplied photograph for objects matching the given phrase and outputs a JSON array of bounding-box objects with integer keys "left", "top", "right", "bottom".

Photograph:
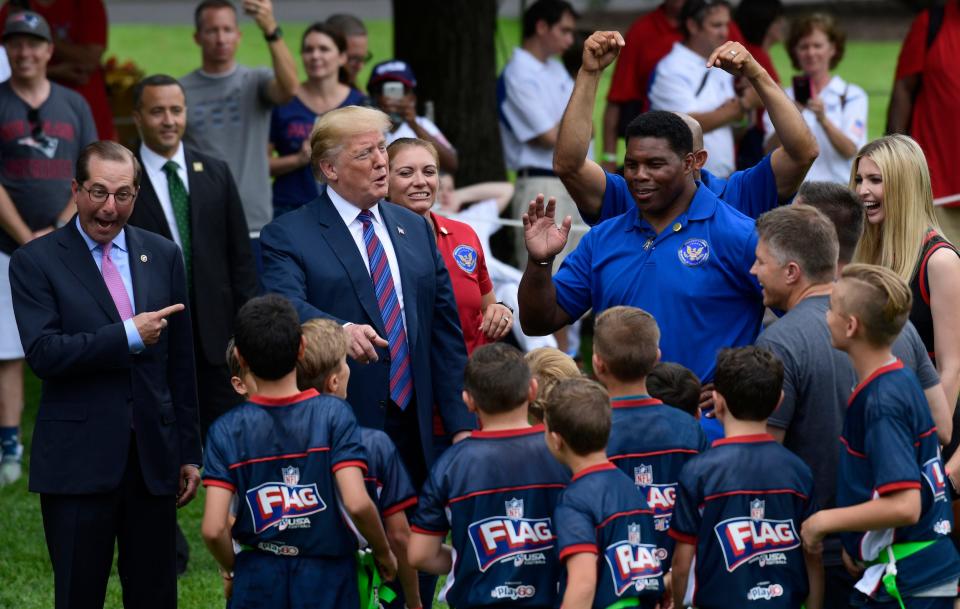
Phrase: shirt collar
[
  {"left": 823, "top": 74, "right": 846, "bottom": 95},
  {"left": 431, "top": 211, "right": 455, "bottom": 237},
  {"left": 328, "top": 185, "right": 383, "bottom": 227},
  {"left": 513, "top": 46, "right": 550, "bottom": 69},
  {"left": 139, "top": 141, "right": 186, "bottom": 176},
  {"left": 75, "top": 216, "right": 128, "bottom": 253},
  {"left": 673, "top": 41, "right": 708, "bottom": 66}
]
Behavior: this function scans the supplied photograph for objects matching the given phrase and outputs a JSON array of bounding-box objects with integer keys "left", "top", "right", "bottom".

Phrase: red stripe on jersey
[
  {"left": 703, "top": 488, "right": 809, "bottom": 503},
  {"left": 411, "top": 525, "right": 447, "bottom": 536},
  {"left": 596, "top": 508, "right": 654, "bottom": 530},
  {"left": 848, "top": 360, "right": 904, "bottom": 406},
  {"left": 559, "top": 543, "right": 599, "bottom": 560},
  {"left": 228, "top": 446, "right": 330, "bottom": 469},
  {"left": 447, "top": 483, "right": 567, "bottom": 505},
  {"left": 610, "top": 448, "right": 699, "bottom": 460},
  {"left": 840, "top": 436, "right": 866, "bottom": 458},
  {"left": 332, "top": 459, "right": 368, "bottom": 474},
  {"left": 203, "top": 478, "right": 236, "bottom": 492},
  {"left": 712, "top": 433, "right": 775, "bottom": 447},
  {"left": 610, "top": 396, "right": 664, "bottom": 409},
  {"left": 470, "top": 424, "right": 544, "bottom": 439},
  {"left": 876, "top": 481, "right": 921, "bottom": 495},
  {"left": 247, "top": 388, "right": 320, "bottom": 407},
  {"left": 571, "top": 461, "right": 617, "bottom": 482},
  {"left": 669, "top": 529, "right": 697, "bottom": 545},
  {"left": 382, "top": 496, "right": 418, "bottom": 517}
]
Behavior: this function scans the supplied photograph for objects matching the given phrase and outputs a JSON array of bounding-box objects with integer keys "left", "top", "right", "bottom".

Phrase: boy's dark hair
[
  {"left": 464, "top": 343, "right": 531, "bottom": 414},
  {"left": 646, "top": 362, "right": 701, "bottom": 417},
  {"left": 132, "top": 74, "right": 185, "bottom": 110},
  {"left": 714, "top": 347, "right": 784, "bottom": 422},
  {"left": 734, "top": 0, "right": 783, "bottom": 46},
  {"left": 225, "top": 336, "right": 241, "bottom": 378},
  {"left": 234, "top": 294, "right": 303, "bottom": 381},
  {"left": 544, "top": 378, "right": 610, "bottom": 456},
  {"left": 625, "top": 111, "right": 693, "bottom": 157},
  {"left": 522, "top": 0, "right": 578, "bottom": 40},
  {"left": 194, "top": 0, "right": 235, "bottom": 31},
  {"left": 593, "top": 306, "right": 660, "bottom": 382},
  {"left": 796, "top": 181, "right": 864, "bottom": 265},
  {"left": 680, "top": 0, "right": 732, "bottom": 38}
]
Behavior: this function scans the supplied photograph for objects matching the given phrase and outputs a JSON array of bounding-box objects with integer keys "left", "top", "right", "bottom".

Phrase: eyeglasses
[
  {"left": 27, "top": 107, "right": 46, "bottom": 143},
  {"left": 346, "top": 52, "right": 373, "bottom": 66},
  {"left": 78, "top": 184, "right": 137, "bottom": 206}
]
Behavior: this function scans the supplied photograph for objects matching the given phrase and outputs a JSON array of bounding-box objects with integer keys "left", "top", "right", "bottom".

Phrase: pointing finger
[{"left": 156, "top": 303, "right": 185, "bottom": 318}]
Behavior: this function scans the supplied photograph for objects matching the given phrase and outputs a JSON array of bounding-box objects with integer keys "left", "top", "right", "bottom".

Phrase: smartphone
[
  {"left": 793, "top": 75, "right": 812, "bottom": 106},
  {"left": 382, "top": 82, "right": 405, "bottom": 100}
]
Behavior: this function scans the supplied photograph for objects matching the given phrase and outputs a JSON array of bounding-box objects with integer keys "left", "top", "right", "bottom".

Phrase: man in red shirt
[
  {"left": 0, "top": 0, "right": 114, "bottom": 140},
  {"left": 888, "top": 1, "right": 960, "bottom": 242}
]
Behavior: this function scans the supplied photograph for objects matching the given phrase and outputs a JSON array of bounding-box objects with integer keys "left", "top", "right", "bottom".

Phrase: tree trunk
[{"left": 392, "top": 0, "right": 506, "bottom": 185}]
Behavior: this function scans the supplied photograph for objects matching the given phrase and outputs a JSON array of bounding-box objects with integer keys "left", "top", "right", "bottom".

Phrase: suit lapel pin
[
  {"left": 192, "top": 161, "right": 203, "bottom": 172},
  {"left": 397, "top": 226, "right": 406, "bottom": 235},
  {"left": 140, "top": 254, "right": 148, "bottom": 263}
]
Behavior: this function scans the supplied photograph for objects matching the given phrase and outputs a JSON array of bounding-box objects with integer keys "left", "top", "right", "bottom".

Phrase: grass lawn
[{"left": 0, "top": 17, "right": 902, "bottom": 609}]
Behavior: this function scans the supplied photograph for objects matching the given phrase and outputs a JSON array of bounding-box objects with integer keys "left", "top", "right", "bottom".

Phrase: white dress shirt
[
  {"left": 327, "top": 186, "right": 408, "bottom": 330},
  {"left": 140, "top": 142, "right": 190, "bottom": 249}
]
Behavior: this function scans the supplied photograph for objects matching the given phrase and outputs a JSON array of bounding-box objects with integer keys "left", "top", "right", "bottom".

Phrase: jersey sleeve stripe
[
  {"left": 668, "top": 529, "right": 697, "bottom": 544},
  {"left": 559, "top": 544, "right": 599, "bottom": 560},
  {"left": 702, "top": 488, "right": 809, "bottom": 503},
  {"left": 382, "top": 496, "right": 418, "bottom": 517},
  {"left": 839, "top": 436, "right": 867, "bottom": 459},
  {"left": 202, "top": 478, "right": 236, "bottom": 492},
  {"left": 609, "top": 448, "right": 700, "bottom": 460},
  {"left": 876, "top": 481, "right": 922, "bottom": 495},
  {"left": 411, "top": 525, "right": 448, "bottom": 536},
  {"left": 228, "top": 446, "right": 330, "bottom": 469},
  {"left": 596, "top": 508, "right": 654, "bottom": 530},
  {"left": 447, "top": 483, "right": 566, "bottom": 505},
  {"left": 332, "top": 459, "right": 368, "bottom": 474}
]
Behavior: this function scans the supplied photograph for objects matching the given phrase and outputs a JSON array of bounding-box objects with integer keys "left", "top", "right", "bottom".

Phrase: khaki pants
[
  {"left": 935, "top": 206, "right": 960, "bottom": 245},
  {"left": 512, "top": 175, "right": 588, "bottom": 272}
]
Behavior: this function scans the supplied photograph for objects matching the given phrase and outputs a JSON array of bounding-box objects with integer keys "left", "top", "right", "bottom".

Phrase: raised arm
[
  {"left": 452, "top": 182, "right": 515, "bottom": 214},
  {"left": 553, "top": 31, "right": 624, "bottom": 222},
  {"left": 243, "top": 0, "right": 298, "bottom": 105},
  {"left": 708, "top": 41, "right": 818, "bottom": 200}
]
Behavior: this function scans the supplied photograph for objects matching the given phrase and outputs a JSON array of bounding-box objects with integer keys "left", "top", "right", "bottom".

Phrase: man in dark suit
[
  {"left": 9, "top": 141, "right": 202, "bottom": 609},
  {"left": 127, "top": 74, "right": 258, "bottom": 436},
  {"left": 261, "top": 105, "right": 473, "bottom": 487}
]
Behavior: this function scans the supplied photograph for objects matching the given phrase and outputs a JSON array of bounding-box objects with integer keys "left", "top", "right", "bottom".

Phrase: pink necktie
[{"left": 101, "top": 242, "right": 134, "bottom": 320}]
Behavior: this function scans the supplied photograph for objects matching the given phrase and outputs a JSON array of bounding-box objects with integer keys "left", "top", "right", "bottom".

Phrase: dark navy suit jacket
[
  {"left": 9, "top": 219, "right": 201, "bottom": 496},
  {"left": 260, "top": 190, "right": 473, "bottom": 465}
]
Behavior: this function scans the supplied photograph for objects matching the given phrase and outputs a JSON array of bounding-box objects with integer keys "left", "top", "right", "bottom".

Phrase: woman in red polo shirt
[{"left": 386, "top": 138, "right": 512, "bottom": 354}]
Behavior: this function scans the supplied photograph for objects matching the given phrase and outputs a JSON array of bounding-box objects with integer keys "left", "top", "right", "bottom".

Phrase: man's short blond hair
[
  {"left": 296, "top": 318, "right": 349, "bottom": 391},
  {"left": 310, "top": 105, "right": 391, "bottom": 179}
]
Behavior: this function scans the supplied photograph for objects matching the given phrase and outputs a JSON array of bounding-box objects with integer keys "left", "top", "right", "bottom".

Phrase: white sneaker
[{"left": 0, "top": 443, "right": 23, "bottom": 486}]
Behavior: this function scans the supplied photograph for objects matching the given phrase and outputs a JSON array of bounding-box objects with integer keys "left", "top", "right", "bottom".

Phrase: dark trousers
[{"left": 40, "top": 436, "right": 177, "bottom": 609}]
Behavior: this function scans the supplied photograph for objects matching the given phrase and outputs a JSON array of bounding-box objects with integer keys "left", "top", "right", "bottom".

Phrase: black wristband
[
  {"left": 496, "top": 301, "right": 514, "bottom": 315},
  {"left": 264, "top": 26, "right": 283, "bottom": 42}
]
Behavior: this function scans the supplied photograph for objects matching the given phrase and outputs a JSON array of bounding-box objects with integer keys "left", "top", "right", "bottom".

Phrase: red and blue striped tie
[{"left": 359, "top": 210, "right": 413, "bottom": 410}]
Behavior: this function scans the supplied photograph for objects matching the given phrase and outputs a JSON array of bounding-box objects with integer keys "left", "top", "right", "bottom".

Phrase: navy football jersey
[
  {"left": 607, "top": 395, "right": 708, "bottom": 567},
  {"left": 670, "top": 434, "right": 815, "bottom": 608},
  {"left": 838, "top": 361, "right": 960, "bottom": 599},
  {"left": 555, "top": 462, "right": 664, "bottom": 608},
  {"left": 361, "top": 427, "right": 417, "bottom": 518},
  {"left": 410, "top": 425, "right": 570, "bottom": 608},
  {"left": 203, "top": 389, "right": 367, "bottom": 558}
]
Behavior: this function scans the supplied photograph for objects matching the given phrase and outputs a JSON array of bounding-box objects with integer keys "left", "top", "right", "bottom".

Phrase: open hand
[
  {"left": 522, "top": 194, "right": 571, "bottom": 264},
  {"left": 581, "top": 30, "right": 625, "bottom": 73},
  {"left": 242, "top": 0, "right": 277, "bottom": 34}
]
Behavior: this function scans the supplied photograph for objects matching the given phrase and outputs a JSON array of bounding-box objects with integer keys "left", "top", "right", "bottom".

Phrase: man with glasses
[
  {"left": 9, "top": 140, "right": 201, "bottom": 609},
  {"left": 0, "top": 10, "right": 96, "bottom": 486},
  {"left": 326, "top": 13, "right": 370, "bottom": 91}
]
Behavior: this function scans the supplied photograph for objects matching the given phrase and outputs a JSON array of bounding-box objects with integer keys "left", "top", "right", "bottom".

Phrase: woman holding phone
[
  {"left": 268, "top": 22, "right": 367, "bottom": 217},
  {"left": 764, "top": 13, "right": 867, "bottom": 184}
]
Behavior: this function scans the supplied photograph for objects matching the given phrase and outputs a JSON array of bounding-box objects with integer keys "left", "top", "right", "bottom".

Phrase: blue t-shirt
[
  {"left": 269, "top": 89, "right": 368, "bottom": 214},
  {"left": 360, "top": 427, "right": 417, "bottom": 518},
  {"left": 670, "top": 434, "right": 815, "bottom": 609},
  {"left": 590, "top": 154, "right": 779, "bottom": 226},
  {"left": 202, "top": 389, "right": 367, "bottom": 558},
  {"left": 410, "top": 425, "right": 570, "bottom": 608},
  {"left": 554, "top": 183, "right": 763, "bottom": 382},
  {"left": 607, "top": 396, "right": 709, "bottom": 567},
  {"left": 555, "top": 462, "right": 664, "bottom": 608},
  {"left": 838, "top": 361, "right": 960, "bottom": 600}
]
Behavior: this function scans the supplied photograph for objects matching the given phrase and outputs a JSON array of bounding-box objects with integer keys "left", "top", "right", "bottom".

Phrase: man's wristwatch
[{"left": 264, "top": 26, "right": 283, "bottom": 42}]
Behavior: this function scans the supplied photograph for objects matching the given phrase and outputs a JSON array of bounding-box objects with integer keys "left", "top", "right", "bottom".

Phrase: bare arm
[
  {"left": 452, "top": 182, "right": 515, "bottom": 214},
  {"left": 559, "top": 553, "right": 598, "bottom": 609},
  {"left": 407, "top": 532, "right": 453, "bottom": 575},
  {"left": 928, "top": 249, "right": 960, "bottom": 409},
  {"left": 384, "top": 512, "right": 422, "bottom": 609},
  {"left": 923, "top": 383, "right": 953, "bottom": 445},
  {"left": 200, "top": 486, "right": 237, "bottom": 572},
  {"left": 518, "top": 196, "right": 574, "bottom": 335},
  {"left": 243, "top": 0, "right": 298, "bottom": 105},
  {"left": 886, "top": 75, "right": 919, "bottom": 135},
  {"left": 804, "top": 548, "right": 825, "bottom": 609},
  {"left": 335, "top": 467, "right": 397, "bottom": 579},
  {"left": 268, "top": 141, "right": 312, "bottom": 178},
  {"left": 601, "top": 102, "right": 621, "bottom": 171},
  {"left": 554, "top": 31, "right": 625, "bottom": 221},
  {"left": 670, "top": 541, "right": 695, "bottom": 609},
  {"left": 0, "top": 183, "right": 33, "bottom": 245},
  {"left": 801, "top": 489, "right": 921, "bottom": 553}
]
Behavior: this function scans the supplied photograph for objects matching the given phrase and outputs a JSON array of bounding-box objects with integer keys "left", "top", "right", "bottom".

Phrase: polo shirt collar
[
  {"left": 431, "top": 211, "right": 456, "bottom": 237},
  {"left": 328, "top": 185, "right": 384, "bottom": 226}
]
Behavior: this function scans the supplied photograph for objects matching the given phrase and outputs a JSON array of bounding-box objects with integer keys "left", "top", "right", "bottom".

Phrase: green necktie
[{"left": 162, "top": 160, "right": 192, "bottom": 288}]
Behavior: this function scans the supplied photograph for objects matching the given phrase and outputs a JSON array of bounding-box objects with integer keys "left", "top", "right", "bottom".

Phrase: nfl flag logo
[
  {"left": 628, "top": 523, "right": 641, "bottom": 546},
  {"left": 282, "top": 466, "right": 300, "bottom": 486},
  {"left": 750, "top": 499, "right": 765, "bottom": 521},
  {"left": 634, "top": 464, "right": 653, "bottom": 486},
  {"left": 505, "top": 498, "right": 524, "bottom": 520}
]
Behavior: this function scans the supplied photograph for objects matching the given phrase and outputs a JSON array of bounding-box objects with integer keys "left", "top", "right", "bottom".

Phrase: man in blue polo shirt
[
  {"left": 519, "top": 34, "right": 781, "bottom": 390},
  {"left": 555, "top": 32, "right": 817, "bottom": 226}
]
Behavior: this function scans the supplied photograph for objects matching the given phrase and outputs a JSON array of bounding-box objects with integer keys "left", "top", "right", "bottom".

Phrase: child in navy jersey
[
  {"left": 408, "top": 343, "right": 570, "bottom": 608},
  {"left": 592, "top": 306, "right": 708, "bottom": 569},
  {"left": 802, "top": 264, "right": 960, "bottom": 608},
  {"left": 201, "top": 295, "right": 397, "bottom": 609},
  {"left": 646, "top": 362, "right": 701, "bottom": 419},
  {"left": 670, "top": 346, "right": 822, "bottom": 609},
  {"left": 545, "top": 377, "right": 664, "bottom": 608},
  {"left": 296, "top": 318, "right": 421, "bottom": 609}
]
